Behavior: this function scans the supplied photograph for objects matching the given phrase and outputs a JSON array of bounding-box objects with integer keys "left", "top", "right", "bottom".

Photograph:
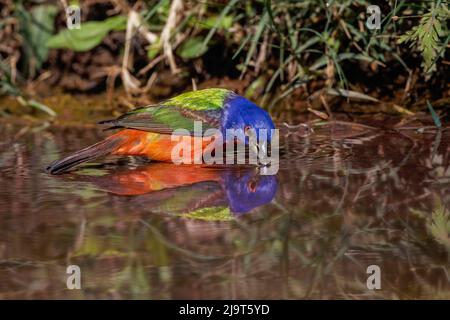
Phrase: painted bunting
[{"left": 46, "top": 88, "right": 275, "bottom": 174}]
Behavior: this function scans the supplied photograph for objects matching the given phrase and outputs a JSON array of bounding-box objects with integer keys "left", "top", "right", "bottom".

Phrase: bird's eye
[
  {"left": 247, "top": 180, "right": 257, "bottom": 192},
  {"left": 244, "top": 125, "right": 252, "bottom": 135}
]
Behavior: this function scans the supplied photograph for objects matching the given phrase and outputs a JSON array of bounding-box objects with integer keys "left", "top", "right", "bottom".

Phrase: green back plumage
[
  {"left": 100, "top": 88, "right": 232, "bottom": 136},
  {"left": 160, "top": 88, "right": 230, "bottom": 110}
]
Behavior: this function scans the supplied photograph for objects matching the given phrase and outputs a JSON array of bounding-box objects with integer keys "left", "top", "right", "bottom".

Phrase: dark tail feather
[
  {"left": 46, "top": 135, "right": 125, "bottom": 175},
  {"left": 98, "top": 119, "right": 128, "bottom": 132}
]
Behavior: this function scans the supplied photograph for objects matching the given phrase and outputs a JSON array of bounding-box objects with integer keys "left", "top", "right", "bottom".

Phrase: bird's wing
[
  {"left": 98, "top": 105, "right": 223, "bottom": 136},
  {"left": 99, "top": 88, "right": 232, "bottom": 136}
]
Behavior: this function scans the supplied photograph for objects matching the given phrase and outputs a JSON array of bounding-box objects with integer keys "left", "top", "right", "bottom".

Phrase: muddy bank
[{"left": 1, "top": 83, "right": 449, "bottom": 128}]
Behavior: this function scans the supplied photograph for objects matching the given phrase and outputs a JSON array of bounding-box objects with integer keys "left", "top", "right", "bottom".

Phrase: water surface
[{"left": 0, "top": 119, "right": 449, "bottom": 299}]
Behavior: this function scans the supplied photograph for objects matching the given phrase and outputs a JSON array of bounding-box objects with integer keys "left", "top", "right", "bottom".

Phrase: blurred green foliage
[
  {"left": 0, "top": 0, "right": 448, "bottom": 113},
  {"left": 398, "top": 2, "right": 449, "bottom": 72},
  {"left": 47, "top": 15, "right": 127, "bottom": 51},
  {"left": 17, "top": 3, "right": 58, "bottom": 77}
]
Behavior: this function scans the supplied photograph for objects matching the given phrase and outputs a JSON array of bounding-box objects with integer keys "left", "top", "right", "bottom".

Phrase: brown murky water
[{"left": 0, "top": 119, "right": 449, "bottom": 299}]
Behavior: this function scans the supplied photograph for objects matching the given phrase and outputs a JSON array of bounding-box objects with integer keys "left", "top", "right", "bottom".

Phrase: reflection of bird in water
[
  {"left": 220, "top": 169, "right": 277, "bottom": 214},
  {"left": 71, "top": 163, "right": 277, "bottom": 217}
]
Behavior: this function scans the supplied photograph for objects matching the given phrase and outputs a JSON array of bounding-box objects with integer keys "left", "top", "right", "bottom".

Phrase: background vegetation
[{"left": 0, "top": 0, "right": 449, "bottom": 118}]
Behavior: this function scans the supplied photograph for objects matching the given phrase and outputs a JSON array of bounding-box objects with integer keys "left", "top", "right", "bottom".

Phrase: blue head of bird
[
  {"left": 221, "top": 94, "right": 275, "bottom": 158},
  {"left": 222, "top": 168, "right": 278, "bottom": 214}
]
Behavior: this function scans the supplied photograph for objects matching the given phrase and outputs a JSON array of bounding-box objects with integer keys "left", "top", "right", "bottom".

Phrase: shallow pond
[{"left": 0, "top": 119, "right": 449, "bottom": 299}]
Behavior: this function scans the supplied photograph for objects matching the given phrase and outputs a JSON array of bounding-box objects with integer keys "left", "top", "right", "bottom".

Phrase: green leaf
[
  {"left": 326, "top": 88, "right": 379, "bottom": 103},
  {"left": 427, "top": 100, "right": 442, "bottom": 129},
  {"left": 17, "top": 97, "right": 56, "bottom": 117},
  {"left": 46, "top": 15, "right": 127, "bottom": 52},
  {"left": 397, "top": 7, "right": 448, "bottom": 73},
  {"left": 147, "top": 39, "right": 161, "bottom": 59},
  {"left": 242, "top": 11, "right": 269, "bottom": 74},
  {"left": 30, "top": 5, "right": 58, "bottom": 68},
  {"left": 201, "top": 0, "right": 239, "bottom": 50},
  {"left": 17, "top": 4, "right": 58, "bottom": 74},
  {"left": 245, "top": 76, "right": 266, "bottom": 98},
  {"left": 176, "top": 37, "right": 209, "bottom": 59},
  {"left": 202, "top": 15, "right": 233, "bottom": 29},
  {"left": 28, "top": 99, "right": 56, "bottom": 117},
  {"left": 428, "top": 199, "right": 450, "bottom": 249}
]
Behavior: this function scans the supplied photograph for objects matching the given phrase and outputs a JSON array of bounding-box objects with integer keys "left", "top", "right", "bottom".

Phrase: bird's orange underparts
[{"left": 110, "top": 129, "right": 214, "bottom": 163}]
